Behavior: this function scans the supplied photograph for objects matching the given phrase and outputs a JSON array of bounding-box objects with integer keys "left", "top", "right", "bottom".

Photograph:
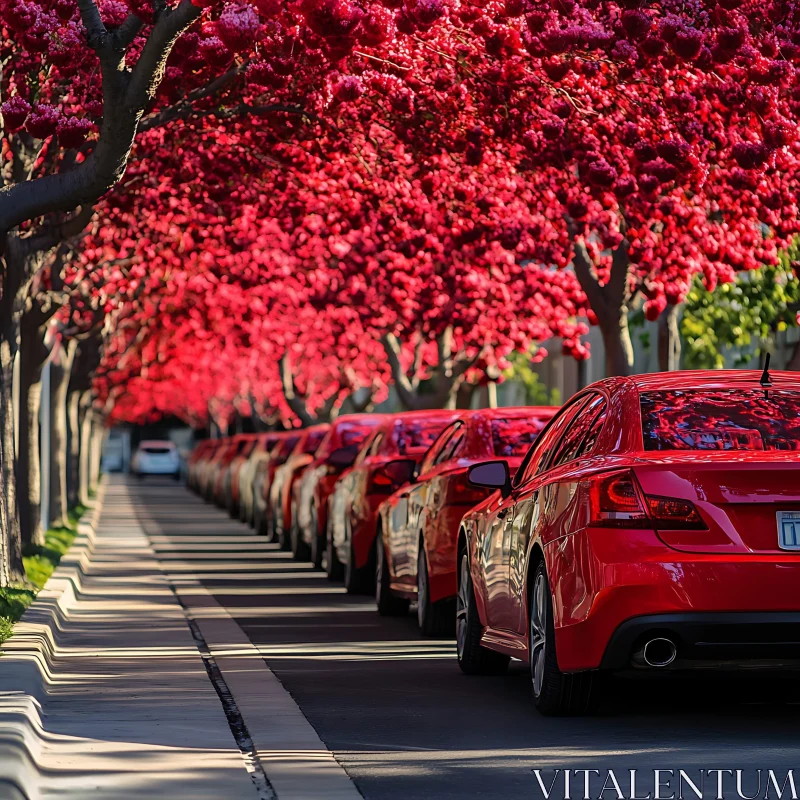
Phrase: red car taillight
[{"left": 586, "top": 470, "right": 706, "bottom": 531}]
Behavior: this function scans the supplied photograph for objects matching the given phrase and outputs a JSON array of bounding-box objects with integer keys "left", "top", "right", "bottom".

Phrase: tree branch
[
  {"left": 279, "top": 352, "right": 315, "bottom": 427},
  {"left": 77, "top": 0, "right": 108, "bottom": 48},
  {"left": 113, "top": 14, "right": 144, "bottom": 50},
  {"left": 381, "top": 332, "right": 427, "bottom": 410}
]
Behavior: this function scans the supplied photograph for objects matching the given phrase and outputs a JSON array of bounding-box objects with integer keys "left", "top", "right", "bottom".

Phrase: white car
[{"left": 132, "top": 440, "right": 181, "bottom": 479}]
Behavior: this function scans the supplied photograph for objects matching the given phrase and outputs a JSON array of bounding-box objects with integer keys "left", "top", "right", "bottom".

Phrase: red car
[
  {"left": 269, "top": 424, "right": 330, "bottom": 550},
  {"left": 328, "top": 410, "right": 461, "bottom": 592},
  {"left": 252, "top": 432, "right": 301, "bottom": 535},
  {"left": 377, "top": 407, "right": 556, "bottom": 635},
  {"left": 188, "top": 439, "right": 218, "bottom": 493},
  {"left": 214, "top": 434, "right": 256, "bottom": 508},
  {"left": 295, "top": 414, "right": 385, "bottom": 566},
  {"left": 460, "top": 371, "right": 800, "bottom": 715}
]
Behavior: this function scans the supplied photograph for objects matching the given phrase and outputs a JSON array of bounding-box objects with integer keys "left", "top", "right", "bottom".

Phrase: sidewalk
[{"left": 0, "top": 479, "right": 259, "bottom": 799}]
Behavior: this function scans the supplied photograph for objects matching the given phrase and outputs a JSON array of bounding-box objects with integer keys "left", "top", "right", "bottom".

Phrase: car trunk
[{"left": 632, "top": 452, "right": 800, "bottom": 554}]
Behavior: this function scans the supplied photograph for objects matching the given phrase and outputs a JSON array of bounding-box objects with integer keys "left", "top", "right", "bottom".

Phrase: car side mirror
[
  {"left": 326, "top": 445, "right": 359, "bottom": 470},
  {"left": 468, "top": 460, "right": 512, "bottom": 499}
]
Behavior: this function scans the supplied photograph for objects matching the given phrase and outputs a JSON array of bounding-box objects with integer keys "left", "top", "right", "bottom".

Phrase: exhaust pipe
[{"left": 632, "top": 637, "right": 677, "bottom": 668}]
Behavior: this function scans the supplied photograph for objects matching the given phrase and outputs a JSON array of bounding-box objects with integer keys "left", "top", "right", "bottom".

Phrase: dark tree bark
[
  {"left": 657, "top": 304, "right": 682, "bottom": 372},
  {"left": 17, "top": 305, "right": 53, "bottom": 548},
  {"left": 0, "top": 312, "right": 24, "bottom": 585},
  {"left": 89, "top": 414, "right": 105, "bottom": 492},
  {"left": 568, "top": 222, "right": 634, "bottom": 378},
  {"left": 66, "top": 389, "right": 82, "bottom": 509},
  {"left": 47, "top": 340, "right": 78, "bottom": 528},
  {"left": 79, "top": 394, "right": 95, "bottom": 507},
  {"left": 0, "top": 1, "right": 202, "bottom": 234},
  {"left": 67, "top": 336, "right": 103, "bottom": 508},
  {"left": 381, "top": 327, "right": 483, "bottom": 410},
  {"left": 278, "top": 353, "right": 377, "bottom": 426}
]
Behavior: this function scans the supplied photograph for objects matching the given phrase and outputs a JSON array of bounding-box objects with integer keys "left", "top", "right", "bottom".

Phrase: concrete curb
[
  {"left": 0, "top": 487, "right": 106, "bottom": 800},
  {"left": 171, "top": 575, "right": 363, "bottom": 800}
]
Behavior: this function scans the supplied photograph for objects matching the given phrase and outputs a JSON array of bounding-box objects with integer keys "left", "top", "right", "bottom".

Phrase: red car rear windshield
[
  {"left": 491, "top": 417, "right": 549, "bottom": 457},
  {"left": 395, "top": 420, "right": 450, "bottom": 455},
  {"left": 640, "top": 389, "right": 800, "bottom": 451}
]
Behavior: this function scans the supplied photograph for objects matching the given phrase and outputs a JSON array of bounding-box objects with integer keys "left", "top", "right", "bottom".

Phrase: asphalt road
[{"left": 134, "top": 478, "right": 800, "bottom": 800}]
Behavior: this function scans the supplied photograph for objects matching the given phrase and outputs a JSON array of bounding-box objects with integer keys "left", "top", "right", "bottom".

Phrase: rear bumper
[
  {"left": 547, "top": 528, "right": 800, "bottom": 672},
  {"left": 600, "top": 612, "right": 800, "bottom": 670}
]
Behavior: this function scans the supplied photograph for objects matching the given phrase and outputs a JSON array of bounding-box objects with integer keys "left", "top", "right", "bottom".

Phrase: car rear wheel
[
  {"left": 344, "top": 522, "right": 373, "bottom": 594},
  {"left": 290, "top": 501, "right": 310, "bottom": 561},
  {"left": 529, "top": 562, "right": 596, "bottom": 716},
  {"left": 326, "top": 529, "right": 344, "bottom": 582},
  {"left": 417, "top": 544, "right": 454, "bottom": 638},
  {"left": 376, "top": 540, "right": 409, "bottom": 617},
  {"left": 456, "top": 552, "right": 509, "bottom": 676},
  {"left": 309, "top": 504, "right": 324, "bottom": 569}
]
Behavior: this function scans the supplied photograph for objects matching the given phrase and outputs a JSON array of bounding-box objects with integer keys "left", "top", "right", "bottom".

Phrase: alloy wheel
[
  {"left": 530, "top": 570, "right": 547, "bottom": 698},
  {"left": 456, "top": 555, "right": 470, "bottom": 660}
]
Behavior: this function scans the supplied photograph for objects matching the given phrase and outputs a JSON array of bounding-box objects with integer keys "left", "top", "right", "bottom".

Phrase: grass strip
[{"left": 0, "top": 504, "right": 87, "bottom": 644}]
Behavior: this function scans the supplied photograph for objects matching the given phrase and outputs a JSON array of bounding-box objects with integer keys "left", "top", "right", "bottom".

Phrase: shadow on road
[{"left": 132, "top": 478, "right": 800, "bottom": 800}]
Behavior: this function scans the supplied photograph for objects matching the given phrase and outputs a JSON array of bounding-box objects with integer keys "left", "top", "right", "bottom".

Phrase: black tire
[
  {"left": 456, "top": 552, "right": 510, "bottom": 676},
  {"left": 174, "top": 471, "right": 181, "bottom": 482},
  {"left": 344, "top": 520, "right": 374, "bottom": 595},
  {"left": 326, "top": 527, "right": 345, "bottom": 582},
  {"left": 417, "top": 543, "right": 455, "bottom": 638},
  {"left": 309, "top": 504, "right": 324, "bottom": 569},
  {"left": 376, "top": 539, "right": 409, "bottom": 617},
  {"left": 253, "top": 503, "right": 266, "bottom": 537},
  {"left": 277, "top": 509, "right": 291, "bottom": 550},
  {"left": 529, "top": 561, "right": 596, "bottom": 716},
  {"left": 290, "top": 501, "right": 310, "bottom": 561}
]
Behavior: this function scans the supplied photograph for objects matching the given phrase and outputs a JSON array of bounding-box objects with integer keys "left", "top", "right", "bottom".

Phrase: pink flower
[
  {"left": 26, "top": 104, "right": 60, "bottom": 139},
  {"left": 1, "top": 97, "right": 31, "bottom": 131}
]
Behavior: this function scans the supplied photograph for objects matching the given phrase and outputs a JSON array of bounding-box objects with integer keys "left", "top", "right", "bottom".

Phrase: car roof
[
  {"left": 471, "top": 406, "right": 558, "bottom": 420},
  {"left": 611, "top": 370, "right": 800, "bottom": 393}
]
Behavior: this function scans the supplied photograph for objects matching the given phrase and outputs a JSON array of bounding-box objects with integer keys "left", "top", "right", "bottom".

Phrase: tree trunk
[
  {"left": 657, "top": 304, "right": 682, "bottom": 372},
  {"left": 598, "top": 309, "right": 635, "bottom": 378},
  {"left": 48, "top": 340, "right": 77, "bottom": 528},
  {"left": 570, "top": 233, "right": 634, "bottom": 379},
  {"left": 89, "top": 414, "right": 104, "bottom": 492},
  {"left": 17, "top": 361, "right": 44, "bottom": 548},
  {"left": 0, "top": 318, "right": 25, "bottom": 585},
  {"left": 17, "top": 306, "right": 54, "bottom": 548},
  {"left": 79, "top": 394, "right": 94, "bottom": 507},
  {"left": 66, "top": 389, "right": 82, "bottom": 509}
]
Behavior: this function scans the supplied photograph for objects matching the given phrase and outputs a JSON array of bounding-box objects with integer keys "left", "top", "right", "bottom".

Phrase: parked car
[
  {"left": 376, "top": 407, "right": 557, "bottom": 635},
  {"left": 295, "top": 414, "right": 385, "bottom": 566},
  {"left": 225, "top": 435, "right": 261, "bottom": 517},
  {"left": 328, "top": 409, "right": 462, "bottom": 592},
  {"left": 253, "top": 432, "right": 301, "bottom": 535},
  {"left": 132, "top": 440, "right": 181, "bottom": 479},
  {"left": 270, "top": 424, "right": 330, "bottom": 549},
  {"left": 212, "top": 434, "right": 256, "bottom": 507},
  {"left": 235, "top": 432, "right": 286, "bottom": 524},
  {"left": 199, "top": 438, "right": 231, "bottom": 500},
  {"left": 459, "top": 370, "right": 800, "bottom": 715},
  {"left": 188, "top": 439, "right": 218, "bottom": 492}
]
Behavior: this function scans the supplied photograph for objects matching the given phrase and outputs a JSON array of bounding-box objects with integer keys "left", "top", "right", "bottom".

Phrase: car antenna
[{"left": 760, "top": 352, "right": 772, "bottom": 398}]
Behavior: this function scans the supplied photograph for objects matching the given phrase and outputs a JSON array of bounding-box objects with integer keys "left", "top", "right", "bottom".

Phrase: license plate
[{"left": 777, "top": 511, "right": 800, "bottom": 551}]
